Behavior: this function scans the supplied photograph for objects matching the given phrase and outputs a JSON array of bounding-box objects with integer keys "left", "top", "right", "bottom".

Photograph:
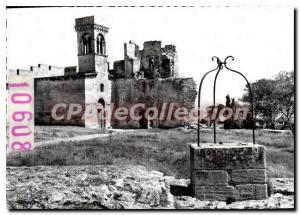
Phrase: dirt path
[{"left": 35, "top": 129, "right": 134, "bottom": 147}]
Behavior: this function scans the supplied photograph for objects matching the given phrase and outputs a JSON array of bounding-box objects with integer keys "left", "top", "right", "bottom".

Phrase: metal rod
[
  {"left": 197, "top": 57, "right": 220, "bottom": 147},
  {"left": 212, "top": 65, "right": 222, "bottom": 144},
  {"left": 197, "top": 56, "right": 256, "bottom": 146},
  {"left": 224, "top": 56, "right": 256, "bottom": 144}
]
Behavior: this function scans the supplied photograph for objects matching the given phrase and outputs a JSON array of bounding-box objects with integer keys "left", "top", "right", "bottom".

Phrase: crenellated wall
[
  {"left": 8, "top": 64, "right": 65, "bottom": 78},
  {"left": 109, "top": 40, "right": 178, "bottom": 80},
  {"left": 9, "top": 16, "right": 197, "bottom": 130}
]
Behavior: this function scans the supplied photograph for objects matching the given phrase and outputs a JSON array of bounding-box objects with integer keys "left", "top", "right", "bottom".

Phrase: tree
[
  {"left": 241, "top": 71, "right": 294, "bottom": 134},
  {"left": 273, "top": 71, "right": 294, "bottom": 133},
  {"left": 223, "top": 94, "right": 246, "bottom": 129}
]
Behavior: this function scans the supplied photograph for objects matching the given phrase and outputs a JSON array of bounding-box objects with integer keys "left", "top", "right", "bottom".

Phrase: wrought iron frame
[{"left": 197, "top": 56, "right": 255, "bottom": 147}]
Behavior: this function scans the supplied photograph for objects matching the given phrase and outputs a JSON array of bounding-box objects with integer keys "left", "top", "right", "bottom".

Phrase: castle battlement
[
  {"left": 10, "top": 15, "right": 196, "bottom": 130},
  {"left": 109, "top": 40, "right": 178, "bottom": 80},
  {"left": 75, "top": 16, "right": 109, "bottom": 33},
  {"left": 8, "top": 64, "right": 64, "bottom": 78}
]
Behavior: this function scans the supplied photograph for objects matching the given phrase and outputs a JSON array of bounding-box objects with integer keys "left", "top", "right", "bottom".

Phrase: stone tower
[
  {"left": 75, "top": 16, "right": 111, "bottom": 129},
  {"left": 75, "top": 16, "right": 109, "bottom": 74}
]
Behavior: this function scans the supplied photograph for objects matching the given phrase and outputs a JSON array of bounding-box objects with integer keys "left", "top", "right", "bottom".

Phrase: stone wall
[
  {"left": 8, "top": 64, "right": 64, "bottom": 78},
  {"left": 32, "top": 64, "right": 64, "bottom": 78},
  {"left": 190, "top": 143, "right": 268, "bottom": 201},
  {"left": 161, "top": 45, "right": 178, "bottom": 78},
  {"left": 109, "top": 40, "right": 178, "bottom": 79},
  {"left": 141, "top": 41, "right": 162, "bottom": 78},
  {"left": 124, "top": 41, "right": 141, "bottom": 78},
  {"left": 111, "top": 78, "right": 197, "bottom": 128},
  {"left": 84, "top": 72, "right": 112, "bottom": 128},
  {"left": 78, "top": 54, "right": 108, "bottom": 74},
  {"left": 111, "top": 60, "right": 125, "bottom": 78},
  {"left": 78, "top": 55, "right": 96, "bottom": 73},
  {"left": 35, "top": 76, "right": 85, "bottom": 126},
  {"left": 64, "top": 66, "right": 78, "bottom": 76}
]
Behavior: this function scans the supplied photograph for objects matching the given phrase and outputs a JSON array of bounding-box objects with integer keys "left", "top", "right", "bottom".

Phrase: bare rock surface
[
  {"left": 7, "top": 165, "right": 173, "bottom": 209},
  {"left": 175, "top": 193, "right": 294, "bottom": 209},
  {"left": 6, "top": 165, "right": 294, "bottom": 209},
  {"left": 269, "top": 178, "right": 294, "bottom": 195}
]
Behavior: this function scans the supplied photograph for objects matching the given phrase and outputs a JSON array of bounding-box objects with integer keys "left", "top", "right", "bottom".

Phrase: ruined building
[{"left": 9, "top": 16, "right": 197, "bottom": 129}]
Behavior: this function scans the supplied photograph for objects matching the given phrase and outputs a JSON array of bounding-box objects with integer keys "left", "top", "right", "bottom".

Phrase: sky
[{"left": 6, "top": 6, "right": 294, "bottom": 105}]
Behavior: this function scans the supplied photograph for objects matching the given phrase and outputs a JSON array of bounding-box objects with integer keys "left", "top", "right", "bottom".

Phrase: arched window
[
  {"left": 100, "top": 83, "right": 104, "bottom": 92},
  {"left": 82, "top": 33, "right": 92, "bottom": 54},
  {"left": 97, "top": 34, "right": 106, "bottom": 55}
]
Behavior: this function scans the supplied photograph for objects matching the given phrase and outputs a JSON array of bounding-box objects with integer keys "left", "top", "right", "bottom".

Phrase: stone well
[{"left": 190, "top": 143, "right": 267, "bottom": 201}]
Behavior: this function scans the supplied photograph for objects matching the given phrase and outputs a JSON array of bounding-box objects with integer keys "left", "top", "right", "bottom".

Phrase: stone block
[
  {"left": 194, "top": 185, "right": 240, "bottom": 201},
  {"left": 255, "top": 184, "right": 268, "bottom": 200},
  {"left": 231, "top": 169, "right": 266, "bottom": 184},
  {"left": 111, "top": 78, "right": 197, "bottom": 129},
  {"left": 192, "top": 170, "right": 228, "bottom": 186},
  {"left": 190, "top": 143, "right": 266, "bottom": 170},
  {"left": 236, "top": 184, "right": 256, "bottom": 200},
  {"left": 35, "top": 78, "right": 86, "bottom": 126}
]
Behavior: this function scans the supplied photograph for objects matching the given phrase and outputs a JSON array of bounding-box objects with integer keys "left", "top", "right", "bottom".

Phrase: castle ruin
[{"left": 9, "top": 16, "right": 197, "bottom": 129}]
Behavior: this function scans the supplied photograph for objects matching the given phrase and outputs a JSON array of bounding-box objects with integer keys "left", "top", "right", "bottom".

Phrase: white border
[{"left": 1, "top": 1, "right": 298, "bottom": 214}]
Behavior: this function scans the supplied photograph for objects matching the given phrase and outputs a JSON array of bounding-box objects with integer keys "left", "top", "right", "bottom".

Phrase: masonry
[
  {"left": 111, "top": 78, "right": 196, "bottom": 128},
  {"left": 190, "top": 143, "right": 268, "bottom": 201},
  {"left": 109, "top": 40, "right": 196, "bottom": 128},
  {"left": 8, "top": 15, "right": 197, "bottom": 129}
]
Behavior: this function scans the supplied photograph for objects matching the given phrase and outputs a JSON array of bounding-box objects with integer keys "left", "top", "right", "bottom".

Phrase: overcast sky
[{"left": 6, "top": 6, "right": 294, "bottom": 104}]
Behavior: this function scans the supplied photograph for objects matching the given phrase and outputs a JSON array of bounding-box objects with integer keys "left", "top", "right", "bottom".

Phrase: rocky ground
[{"left": 7, "top": 165, "right": 294, "bottom": 209}]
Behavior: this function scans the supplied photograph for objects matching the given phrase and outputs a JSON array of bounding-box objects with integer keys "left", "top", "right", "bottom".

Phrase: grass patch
[
  {"left": 7, "top": 127, "right": 294, "bottom": 179},
  {"left": 34, "top": 126, "right": 108, "bottom": 142}
]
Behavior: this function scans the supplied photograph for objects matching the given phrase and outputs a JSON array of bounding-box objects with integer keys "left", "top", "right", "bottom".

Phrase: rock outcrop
[{"left": 6, "top": 165, "right": 294, "bottom": 209}]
